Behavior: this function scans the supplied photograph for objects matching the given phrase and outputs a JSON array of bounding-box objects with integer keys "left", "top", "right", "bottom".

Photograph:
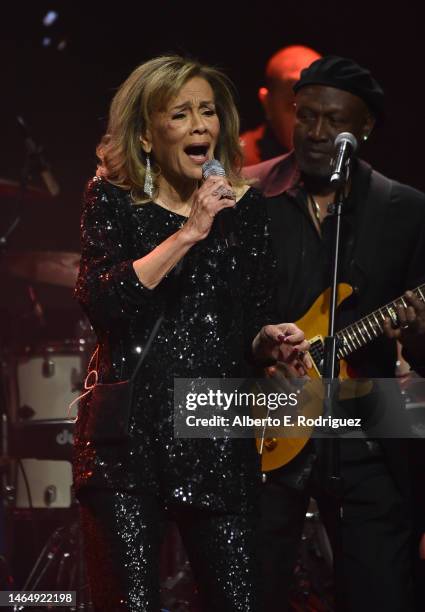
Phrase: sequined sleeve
[
  {"left": 238, "top": 189, "right": 279, "bottom": 360},
  {"left": 75, "top": 177, "right": 155, "bottom": 324}
]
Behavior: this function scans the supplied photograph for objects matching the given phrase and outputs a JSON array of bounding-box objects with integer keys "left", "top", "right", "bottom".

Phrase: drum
[
  {"left": 8, "top": 340, "right": 85, "bottom": 422},
  {"left": 6, "top": 340, "right": 86, "bottom": 509},
  {"left": 14, "top": 459, "right": 72, "bottom": 509}
]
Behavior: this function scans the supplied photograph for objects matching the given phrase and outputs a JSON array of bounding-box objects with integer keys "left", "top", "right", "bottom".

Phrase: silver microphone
[
  {"left": 202, "top": 159, "right": 226, "bottom": 180},
  {"left": 330, "top": 132, "right": 358, "bottom": 186},
  {"left": 201, "top": 160, "right": 237, "bottom": 247}
]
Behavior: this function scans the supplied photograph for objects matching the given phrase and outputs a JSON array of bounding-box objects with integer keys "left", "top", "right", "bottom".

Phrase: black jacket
[{"left": 245, "top": 153, "right": 425, "bottom": 496}]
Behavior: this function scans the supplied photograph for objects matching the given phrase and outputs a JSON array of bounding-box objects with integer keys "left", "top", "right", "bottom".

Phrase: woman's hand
[
  {"left": 252, "top": 323, "right": 312, "bottom": 375},
  {"left": 132, "top": 176, "right": 236, "bottom": 289},
  {"left": 179, "top": 176, "right": 236, "bottom": 244}
]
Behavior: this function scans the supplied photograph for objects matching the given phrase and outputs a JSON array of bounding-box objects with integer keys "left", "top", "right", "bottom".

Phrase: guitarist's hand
[
  {"left": 252, "top": 323, "right": 312, "bottom": 374},
  {"left": 384, "top": 290, "right": 425, "bottom": 365}
]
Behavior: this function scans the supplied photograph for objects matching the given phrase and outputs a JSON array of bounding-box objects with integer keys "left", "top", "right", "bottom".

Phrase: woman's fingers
[
  {"left": 211, "top": 184, "right": 236, "bottom": 200},
  {"left": 276, "top": 323, "right": 306, "bottom": 344},
  {"left": 260, "top": 324, "right": 308, "bottom": 348},
  {"left": 279, "top": 345, "right": 313, "bottom": 370},
  {"left": 198, "top": 177, "right": 236, "bottom": 212},
  {"left": 182, "top": 177, "right": 236, "bottom": 242},
  {"left": 258, "top": 324, "right": 312, "bottom": 369}
]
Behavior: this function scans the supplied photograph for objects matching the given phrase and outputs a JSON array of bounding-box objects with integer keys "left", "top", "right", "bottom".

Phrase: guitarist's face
[{"left": 293, "top": 85, "right": 375, "bottom": 179}]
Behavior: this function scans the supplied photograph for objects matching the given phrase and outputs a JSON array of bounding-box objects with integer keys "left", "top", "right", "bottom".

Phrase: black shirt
[{"left": 262, "top": 158, "right": 425, "bottom": 476}]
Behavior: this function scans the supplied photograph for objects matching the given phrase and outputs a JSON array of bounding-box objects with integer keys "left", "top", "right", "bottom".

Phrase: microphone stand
[
  {"left": 320, "top": 159, "right": 351, "bottom": 612},
  {"left": 0, "top": 116, "right": 44, "bottom": 251}
]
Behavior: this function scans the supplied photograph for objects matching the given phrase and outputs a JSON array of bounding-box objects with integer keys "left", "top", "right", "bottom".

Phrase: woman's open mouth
[{"left": 184, "top": 144, "right": 210, "bottom": 164}]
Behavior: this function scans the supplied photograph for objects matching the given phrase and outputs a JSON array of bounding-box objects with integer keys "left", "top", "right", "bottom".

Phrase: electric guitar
[{"left": 257, "top": 282, "right": 425, "bottom": 472}]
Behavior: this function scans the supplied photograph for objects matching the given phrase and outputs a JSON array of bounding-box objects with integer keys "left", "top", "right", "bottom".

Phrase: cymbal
[
  {"left": 2, "top": 250, "right": 80, "bottom": 288},
  {"left": 0, "top": 178, "right": 50, "bottom": 203}
]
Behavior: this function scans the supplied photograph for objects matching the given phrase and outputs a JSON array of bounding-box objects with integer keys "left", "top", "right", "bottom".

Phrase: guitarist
[{"left": 244, "top": 56, "right": 425, "bottom": 612}]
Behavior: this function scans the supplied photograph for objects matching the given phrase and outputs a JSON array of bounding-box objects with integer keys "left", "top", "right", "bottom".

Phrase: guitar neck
[{"left": 337, "top": 283, "right": 425, "bottom": 359}]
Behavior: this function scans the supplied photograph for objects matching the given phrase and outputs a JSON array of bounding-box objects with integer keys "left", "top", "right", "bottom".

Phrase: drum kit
[{"left": 0, "top": 177, "right": 95, "bottom": 609}]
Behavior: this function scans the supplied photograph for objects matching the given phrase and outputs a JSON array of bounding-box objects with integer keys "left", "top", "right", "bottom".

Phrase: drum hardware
[
  {"left": 16, "top": 115, "right": 60, "bottom": 199},
  {"left": 6, "top": 438, "right": 89, "bottom": 608},
  {"left": 6, "top": 340, "right": 82, "bottom": 511},
  {"left": 27, "top": 285, "right": 46, "bottom": 331},
  {"left": 9, "top": 425, "right": 74, "bottom": 509},
  {"left": 0, "top": 335, "right": 89, "bottom": 601},
  {"left": 10, "top": 341, "right": 85, "bottom": 423},
  {"left": 44, "top": 485, "right": 57, "bottom": 507},
  {"left": 1, "top": 116, "right": 59, "bottom": 256},
  {"left": 0, "top": 132, "right": 73, "bottom": 601},
  {"left": 290, "top": 499, "right": 334, "bottom": 611},
  {"left": 42, "top": 356, "right": 55, "bottom": 378},
  {"left": 16, "top": 406, "right": 35, "bottom": 420},
  {"left": 12, "top": 516, "right": 92, "bottom": 612},
  {"left": 3, "top": 484, "right": 15, "bottom": 507}
]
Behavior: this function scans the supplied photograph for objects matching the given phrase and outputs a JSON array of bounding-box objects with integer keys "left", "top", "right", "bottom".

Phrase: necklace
[{"left": 308, "top": 194, "right": 322, "bottom": 223}]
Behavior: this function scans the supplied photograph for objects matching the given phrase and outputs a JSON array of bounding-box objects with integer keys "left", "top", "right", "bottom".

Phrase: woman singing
[{"left": 73, "top": 55, "right": 309, "bottom": 612}]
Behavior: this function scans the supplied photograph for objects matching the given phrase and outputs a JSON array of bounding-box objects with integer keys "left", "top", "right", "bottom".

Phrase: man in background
[
  {"left": 245, "top": 56, "right": 425, "bottom": 611},
  {"left": 240, "top": 45, "right": 321, "bottom": 165}
]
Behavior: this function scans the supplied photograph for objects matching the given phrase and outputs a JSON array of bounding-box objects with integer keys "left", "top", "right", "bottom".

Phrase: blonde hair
[{"left": 96, "top": 55, "right": 245, "bottom": 203}]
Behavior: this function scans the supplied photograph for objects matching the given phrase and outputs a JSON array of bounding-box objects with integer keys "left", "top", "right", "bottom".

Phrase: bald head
[
  {"left": 259, "top": 45, "right": 322, "bottom": 151},
  {"left": 266, "top": 45, "right": 322, "bottom": 89}
]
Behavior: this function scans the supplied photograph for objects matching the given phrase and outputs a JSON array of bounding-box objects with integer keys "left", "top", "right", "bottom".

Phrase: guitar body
[
  {"left": 257, "top": 283, "right": 354, "bottom": 472},
  {"left": 256, "top": 280, "right": 425, "bottom": 471},
  {"left": 296, "top": 283, "right": 353, "bottom": 380}
]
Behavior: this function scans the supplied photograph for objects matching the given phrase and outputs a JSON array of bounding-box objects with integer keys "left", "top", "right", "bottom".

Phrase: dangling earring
[
  {"left": 144, "top": 153, "right": 154, "bottom": 198},
  {"left": 363, "top": 134, "right": 369, "bottom": 142}
]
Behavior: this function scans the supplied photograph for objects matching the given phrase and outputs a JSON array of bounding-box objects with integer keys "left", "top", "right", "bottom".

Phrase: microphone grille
[
  {"left": 334, "top": 132, "right": 358, "bottom": 152},
  {"left": 202, "top": 159, "right": 226, "bottom": 180}
]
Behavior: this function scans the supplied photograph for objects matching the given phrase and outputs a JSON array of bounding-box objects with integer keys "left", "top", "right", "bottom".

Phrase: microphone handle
[
  {"left": 202, "top": 160, "right": 237, "bottom": 247},
  {"left": 330, "top": 141, "right": 352, "bottom": 185}
]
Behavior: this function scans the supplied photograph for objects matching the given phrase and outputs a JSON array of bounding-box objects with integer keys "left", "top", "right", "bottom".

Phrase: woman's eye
[
  {"left": 172, "top": 112, "right": 186, "bottom": 120},
  {"left": 202, "top": 109, "right": 216, "bottom": 116}
]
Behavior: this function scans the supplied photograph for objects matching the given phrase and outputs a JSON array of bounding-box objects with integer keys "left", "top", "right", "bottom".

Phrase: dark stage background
[
  {"left": 0, "top": 0, "right": 424, "bottom": 597},
  {"left": 1, "top": 0, "right": 424, "bottom": 253}
]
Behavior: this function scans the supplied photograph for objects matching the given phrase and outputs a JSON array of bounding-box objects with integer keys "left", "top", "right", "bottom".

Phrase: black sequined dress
[{"left": 73, "top": 177, "right": 277, "bottom": 515}]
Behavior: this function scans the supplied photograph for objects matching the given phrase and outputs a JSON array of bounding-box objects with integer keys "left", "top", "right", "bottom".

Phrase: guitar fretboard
[{"left": 337, "top": 284, "right": 425, "bottom": 358}]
